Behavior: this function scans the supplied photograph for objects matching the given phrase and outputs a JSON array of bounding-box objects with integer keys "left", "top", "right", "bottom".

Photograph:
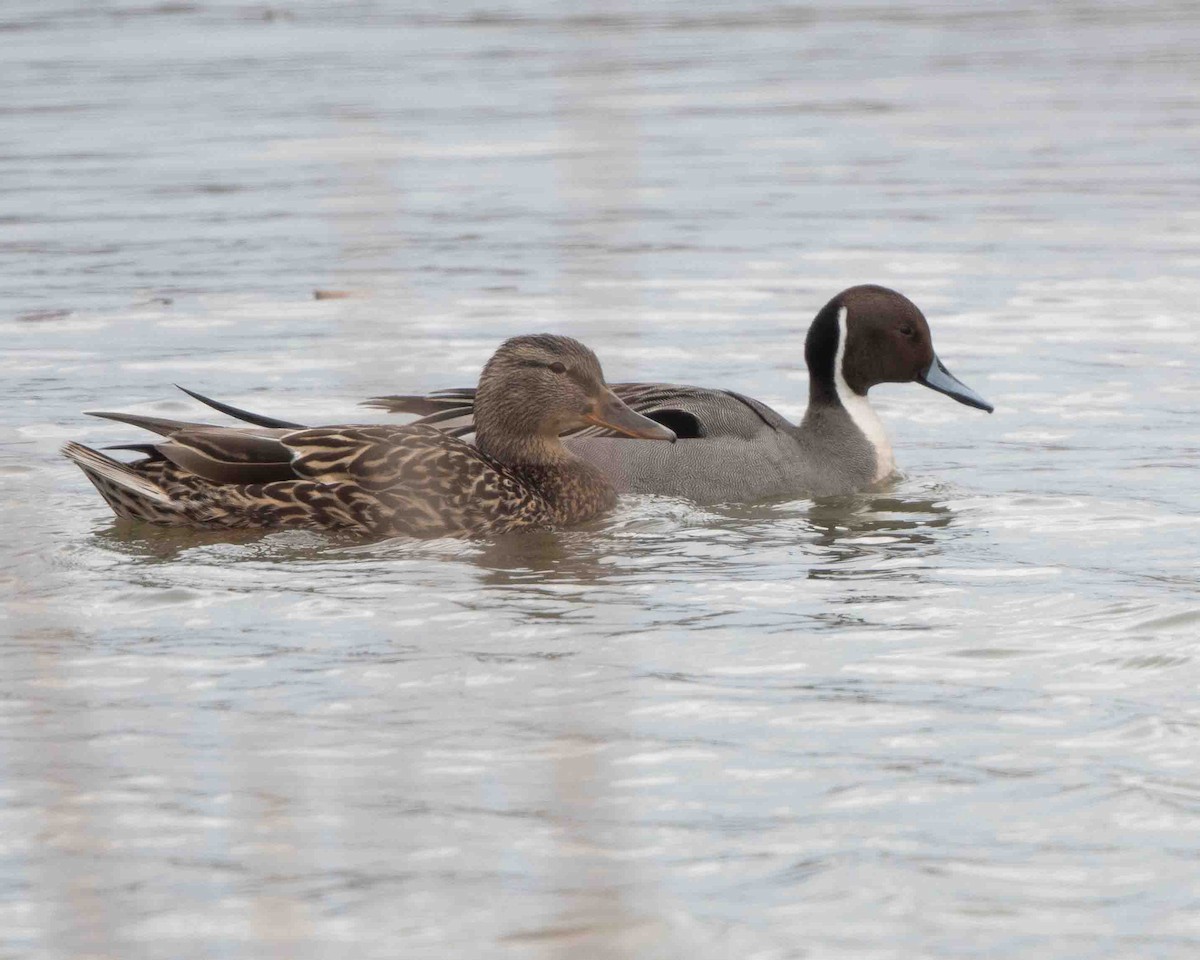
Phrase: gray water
[{"left": 3, "top": 2, "right": 1200, "bottom": 957}]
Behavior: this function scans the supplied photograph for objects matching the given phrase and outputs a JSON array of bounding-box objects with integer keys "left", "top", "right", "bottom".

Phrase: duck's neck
[
  {"left": 802, "top": 388, "right": 895, "bottom": 486},
  {"left": 799, "top": 305, "right": 895, "bottom": 484},
  {"left": 477, "top": 431, "right": 616, "bottom": 524}
]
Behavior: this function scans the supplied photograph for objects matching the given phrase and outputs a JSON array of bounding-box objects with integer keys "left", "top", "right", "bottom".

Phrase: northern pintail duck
[
  {"left": 63, "top": 335, "right": 676, "bottom": 536},
  {"left": 363, "top": 286, "right": 993, "bottom": 503}
]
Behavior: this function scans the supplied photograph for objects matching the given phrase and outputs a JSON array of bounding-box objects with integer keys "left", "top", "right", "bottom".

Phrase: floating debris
[
  {"left": 16, "top": 309, "right": 73, "bottom": 323},
  {"left": 313, "top": 289, "right": 356, "bottom": 300}
]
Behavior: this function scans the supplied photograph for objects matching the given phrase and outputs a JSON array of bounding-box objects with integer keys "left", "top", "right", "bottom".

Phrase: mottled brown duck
[{"left": 62, "top": 335, "right": 676, "bottom": 537}]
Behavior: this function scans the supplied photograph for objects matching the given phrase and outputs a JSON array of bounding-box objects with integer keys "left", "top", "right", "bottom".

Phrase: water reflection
[
  {"left": 93, "top": 521, "right": 281, "bottom": 563},
  {"left": 805, "top": 492, "right": 955, "bottom": 551},
  {"left": 74, "top": 484, "right": 969, "bottom": 653}
]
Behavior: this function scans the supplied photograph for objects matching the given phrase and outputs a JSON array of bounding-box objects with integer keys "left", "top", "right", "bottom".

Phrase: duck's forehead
[
  {"left": 541, "top": 337, "right": 602, "bottom": 374},
  {"left": 498, "top": 334, "right": 564, "bottom": 361},
  {"left": 496, "top": 335, "right": 603, "bottom": 375}
]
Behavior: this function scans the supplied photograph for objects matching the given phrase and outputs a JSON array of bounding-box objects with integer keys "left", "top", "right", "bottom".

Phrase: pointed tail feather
[
  {"left": 85, "top": 410, "right": 210, "bottom": 437},
  {"left": 175, "top": 384, "right": 306, "bottom": 429}
]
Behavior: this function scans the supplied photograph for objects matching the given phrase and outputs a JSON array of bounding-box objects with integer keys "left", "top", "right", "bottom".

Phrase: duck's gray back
[{"left": 565, "top": 387, "right": 878, "bottom": 503}]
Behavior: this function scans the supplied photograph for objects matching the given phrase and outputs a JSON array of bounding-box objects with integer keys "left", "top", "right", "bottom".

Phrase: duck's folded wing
[
  {"left": 281, "top": 425, "right": 426, "bottom": 488},
  {"left": 282, "top": 424, "right": 540, "bottom": 534},
  {"left": 363, "top": 383, "right": 793, "bottom": 442},
  {"left": 88, "top": 411, "right": 300, "bottom": 484},
  {"left": 282, "top": 424, "right": 526, "bottom": 495},
  {"left": 134, "top": 423, "right": 482, "bottom": 491},
  {"left": 88, "top": 412, "right": 419, "bottom": 487},
  {"left": 88, "top": 415, "right": 530, "bottom": 513},
  {"left": 154, "top": 428, "right": 299, "bottom": 484}
]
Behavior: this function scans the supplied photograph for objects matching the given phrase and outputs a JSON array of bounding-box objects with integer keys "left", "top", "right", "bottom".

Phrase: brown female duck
[{"left": 62, "top": 335, "right": 676, "bottom": 537}]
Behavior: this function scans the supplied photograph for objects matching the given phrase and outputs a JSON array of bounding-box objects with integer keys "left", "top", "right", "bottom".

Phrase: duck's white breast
[{"left": 834, "top": 306, "right": 897, "bottom": 483}]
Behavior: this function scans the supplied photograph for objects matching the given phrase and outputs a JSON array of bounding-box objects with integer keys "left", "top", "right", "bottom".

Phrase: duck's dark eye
[
  {"left": 899, "top": 324, "right": 916, "bottom": 339},
  {"left": 547, "top": 361, "right": 568, "bottom": 374}
]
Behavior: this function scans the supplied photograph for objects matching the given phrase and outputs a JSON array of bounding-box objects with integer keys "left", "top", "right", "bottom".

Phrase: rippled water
[{"left": 3, "top": 2, "right": 1200, "bottom": 957}]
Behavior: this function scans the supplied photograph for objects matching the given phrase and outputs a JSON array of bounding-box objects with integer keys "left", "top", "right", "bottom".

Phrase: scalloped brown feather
[{"left": 65, "top": 423, "right": 614, "bottom": 537}]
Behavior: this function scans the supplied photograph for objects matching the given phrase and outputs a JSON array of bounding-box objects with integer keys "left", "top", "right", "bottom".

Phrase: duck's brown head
[
  {"left": 474, "top": 335, "right": 676, "bottom": 457},
  {"left": 804, "top": 285, "right": 993, "bottom": 412}
]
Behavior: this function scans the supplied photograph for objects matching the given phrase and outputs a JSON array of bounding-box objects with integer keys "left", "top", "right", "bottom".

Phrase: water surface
[{"left": 3, "top": 2, "right": 1200, "bottom": 957}]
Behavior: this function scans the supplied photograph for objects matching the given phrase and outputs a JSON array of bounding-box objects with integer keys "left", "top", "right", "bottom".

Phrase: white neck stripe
[{"left": 834, "top": 306, "right": 895, "bottom": 483}]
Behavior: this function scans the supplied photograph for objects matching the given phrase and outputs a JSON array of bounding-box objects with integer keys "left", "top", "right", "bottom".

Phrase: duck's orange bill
[{"left": 584, "top": 389, "right": 677, "bottom": 442}]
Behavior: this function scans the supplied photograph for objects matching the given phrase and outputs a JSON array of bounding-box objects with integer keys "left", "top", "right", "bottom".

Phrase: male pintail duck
[
  {"left": 361, "top": 286, "right": 993, "bottom": 503},
  {"left": 63, "top": 335, "right": 676, "bottom": 537}
]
